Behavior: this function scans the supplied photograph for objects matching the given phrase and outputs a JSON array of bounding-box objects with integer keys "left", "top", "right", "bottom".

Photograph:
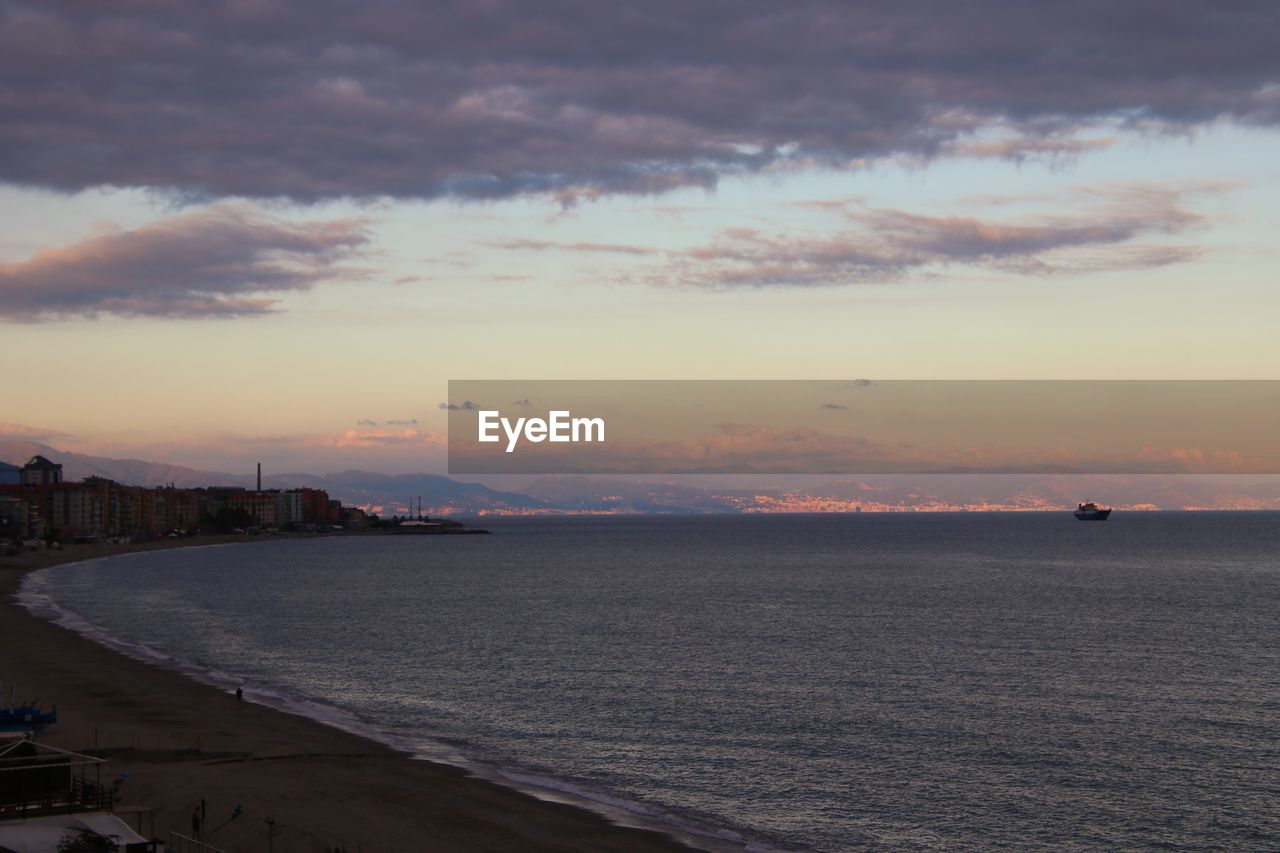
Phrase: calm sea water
[{"left": 24, "top": 513, "right": 1280, "bottom": 850}]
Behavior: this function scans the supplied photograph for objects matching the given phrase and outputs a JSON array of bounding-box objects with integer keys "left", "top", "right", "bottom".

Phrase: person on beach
[
  {"left": 235, "top": 686, "right": 243, "bottom": 702},
  {"left": 191, "top": 809, "right": 201, "bottom": 839}
]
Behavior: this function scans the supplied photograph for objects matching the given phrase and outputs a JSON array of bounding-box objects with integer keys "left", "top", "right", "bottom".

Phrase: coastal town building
[
  {"left": 227, "top": 491, "right": 278, "bottom": 528},
  {"left": 0, "top": 460, "right": 351, "bottom": 542},
  {"left": 277, "top": 488, "right": 304, "bottom": 526},
  {"left": 342, "top": 506, "right": 372, "bottom": 528},
  {"left": 36, "top": 483, "right": 105, "bottom": 538},
  {"left": 300, "top": 487, "right": 341, "bottom": 523},
  {"left": 19, "top": 455, "right": 62, "bottom": 486},
  {"left": 0, "top": 495, "right": 30, "bottom": 539}
]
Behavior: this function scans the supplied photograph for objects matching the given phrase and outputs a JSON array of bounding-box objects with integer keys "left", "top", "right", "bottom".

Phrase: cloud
[
  {"left": 421, "top": 252, "right": 475, "bottom": 270},
  {"left": 385, "top": 418, "right": 418, "bottom": 425},
  {"left": 438, "top": 401, "right": 481, "bottom": 411},
  {"left": 1134, "top": 445, "right": 1263, "bottom": 473},
  {"left": 935, "top": 136, "right": 1117, "bottom": 164},
  {"left": 487, "top": 239, "right": 659, "bottom": 255},
  {"left": 1, "top": 3, "right": 1278, "bottom": 202},
  {"left": 820, "top": 403, "right": 847, "bottom": 411},
  {"left": 451, "top": 421, "right": 997, "bottom": 474},
  {"left": 0, "top": 422, "right": 71, "bottom": 441},
  {"left": 321, "top": 427, "right": 442, "bottom": 450},
  {"left": 0, "top": 204, "right": 370, "bottom": 320},
  {"left": 95, "top": 426, "right": 449, "bottom": 476},
  {"left": 357, "top": 419, "right": 380, "bottom": 426},
  {"left": 644, "top": 184, "right": 1217, "bottom": 288},
  {"left": 454, "top": 419, "right": 1278, "bottom": 476}
]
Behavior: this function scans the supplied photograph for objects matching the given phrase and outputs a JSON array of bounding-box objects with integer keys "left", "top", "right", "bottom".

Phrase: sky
[{"left": 2, "top": 2, "right": 1279, "bottom": 476}]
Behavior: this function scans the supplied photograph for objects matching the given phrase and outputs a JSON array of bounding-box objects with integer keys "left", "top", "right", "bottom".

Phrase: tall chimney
[{"left": 257, "top": 462, "right": 262, "bottom": 492}]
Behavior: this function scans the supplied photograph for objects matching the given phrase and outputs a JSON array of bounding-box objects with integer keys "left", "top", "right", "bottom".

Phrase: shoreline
[{"left": 1, "top": 535, "right": 710, "bottom": 852}]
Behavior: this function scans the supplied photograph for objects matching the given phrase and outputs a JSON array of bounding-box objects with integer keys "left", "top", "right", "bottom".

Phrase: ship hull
[{"left": 1073, "top": 509, "right": 1111, "bottom": 521}]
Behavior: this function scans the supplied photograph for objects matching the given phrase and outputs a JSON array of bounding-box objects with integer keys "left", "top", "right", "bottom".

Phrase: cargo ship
[{"left": 1073, "top": 501, "right": 1112, "bottom": 521}]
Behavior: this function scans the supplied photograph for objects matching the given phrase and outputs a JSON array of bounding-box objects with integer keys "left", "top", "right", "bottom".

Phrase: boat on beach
[{"left": 1073, "top": 501, "right": 1112, "bottom": 521}]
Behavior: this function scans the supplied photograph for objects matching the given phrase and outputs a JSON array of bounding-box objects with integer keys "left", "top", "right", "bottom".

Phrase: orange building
[{"left": 300, "top": 488, "right": 337, "bottom": 523}]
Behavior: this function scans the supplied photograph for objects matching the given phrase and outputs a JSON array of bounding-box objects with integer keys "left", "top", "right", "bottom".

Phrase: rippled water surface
[{"left": 30, "top": 513, "right": 1280, "bottom": 850}]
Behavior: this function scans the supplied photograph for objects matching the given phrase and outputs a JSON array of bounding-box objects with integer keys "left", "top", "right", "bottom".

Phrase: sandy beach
[{"left": 0, "top": 537, "right": 699, "bottom": 852}]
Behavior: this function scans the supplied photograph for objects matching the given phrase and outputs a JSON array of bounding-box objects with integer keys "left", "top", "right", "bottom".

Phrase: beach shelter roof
[{"left": 0, "top": 740, "right": 104, "bottom": 775}]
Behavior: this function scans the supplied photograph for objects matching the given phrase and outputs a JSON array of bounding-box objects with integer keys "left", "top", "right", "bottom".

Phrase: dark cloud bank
[
  {"left": 2, "top": 3, "right": 1275, "bottom": 317},
  {"left": 2, "top": 1, "right": 1278, "bottom": 203},
  {"left": 0, "top": 205, "right": 368, "bottom": 320}
]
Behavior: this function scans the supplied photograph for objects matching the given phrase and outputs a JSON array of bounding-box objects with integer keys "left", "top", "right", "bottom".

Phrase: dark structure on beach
[{"left": 0, "top": 740, "right": 110, "bottom": 819}]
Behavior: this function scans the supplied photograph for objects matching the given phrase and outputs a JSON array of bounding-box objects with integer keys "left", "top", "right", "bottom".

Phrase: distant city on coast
[
  {"left": 5, "top": 443, "right": 1280, "bottom": 548},
  {"left": 0, "top": 454, "right": 491, "bottom": 546}
]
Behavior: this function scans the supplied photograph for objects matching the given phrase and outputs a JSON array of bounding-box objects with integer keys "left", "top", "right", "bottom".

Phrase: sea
[{"left": 19, "top": 513, "right": 1280, "bottom": 851}]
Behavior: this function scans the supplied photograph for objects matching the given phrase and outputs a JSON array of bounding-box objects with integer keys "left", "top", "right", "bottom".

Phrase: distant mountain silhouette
[
  {"left": 3, "top": 440, "right": 1276, "bottom": 512},
  {"left": 282, "top": 470, "right": 545, "bottom": 511},
  {"left": 0, "top": 440, "right": 245, "bottom": 487}
]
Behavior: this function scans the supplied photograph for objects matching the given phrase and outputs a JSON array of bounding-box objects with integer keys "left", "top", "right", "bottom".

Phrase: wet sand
[{"left": 0, "top": 537, "right": 700, "bottom": 852}]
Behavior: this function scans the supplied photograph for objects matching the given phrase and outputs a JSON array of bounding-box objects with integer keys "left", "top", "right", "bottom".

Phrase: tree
[{"left": 211, "top": 506, "right": 253, "bottom": 531}]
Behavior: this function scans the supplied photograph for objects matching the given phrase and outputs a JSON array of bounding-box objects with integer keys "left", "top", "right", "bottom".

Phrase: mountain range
[{"left": 4, "top": 440, "right": 1279, "bottom": 514}]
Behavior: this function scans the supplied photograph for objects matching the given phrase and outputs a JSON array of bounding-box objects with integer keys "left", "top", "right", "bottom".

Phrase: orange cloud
[{"left": 319, "top": 428, "right": 446, "bottom": 450}]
